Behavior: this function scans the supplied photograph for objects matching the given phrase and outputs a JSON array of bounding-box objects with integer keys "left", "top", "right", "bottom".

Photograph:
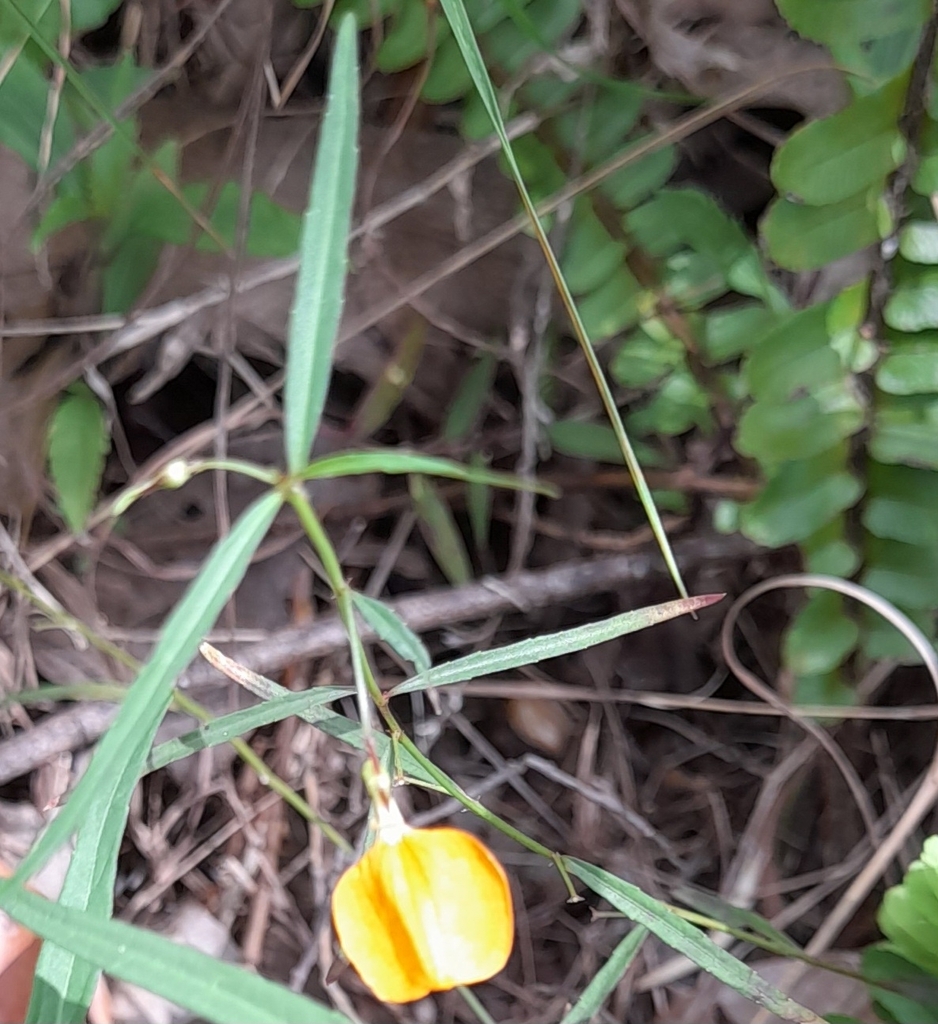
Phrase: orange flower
[{"left": 331, "top": 808, "right": 514, "bottom": 1004}]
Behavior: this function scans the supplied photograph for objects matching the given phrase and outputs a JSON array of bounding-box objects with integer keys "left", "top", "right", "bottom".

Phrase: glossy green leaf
[
  {"left": 864, "top": 944, "right": 938, "bottom": 1024},
  {"left": 0, "top": 46, "right": 74, "bottom": 167},
  {"left": 560, "top": 926, "right": 648, "bottom": 1024},
  {"left": 783, "top": 590, "right": 859, "bottom": 676},
  {"left": 611, "top": 327, "right": 685, "bottom": 388},
  {"left": 913, "top": 118, "right": 938, "bottom": 194},
  {"left": 547, "top": 420, "right": 659, "bottom": 466},
  {"left": 900, "top": 221, "right": 938, "bottom": 263},
  {"left": 561, "top": 200, "right": 625, "bottom": 296},
  {"left": 792, "top": 670, "right": 854, "bottom": 709},
  {"left": 872, "top": 394, "right": 938, "bottom": 468},
  {"left": 0, "top": 885, "right": 349, "bottom": 1024},
  {"left": 481, "top": 0, "right": 579, "bottom": 74},
  {"left": 576, "top": 266, "right": 642, "bottom": 339},
  {"left": 877, "top": 341, "right": 938, "bottom": 394},
  {"left": 736, "top": 390, "right": 864, "bottom": 465},
  {"left": 145, "top": 686, "right": 351, "bottom": 773},
  {"left": 885, "top": 269, "right": 938, "bottom": 332},
  {"left": 421, "top": 31, "right": 472, "bottom": 103},
  {"left": 566, "top": 859, "right": 821, "bottom": 1023},
  {"left": 743, "top": 304, "right": 842, "bottom": 403},
  {"left": 776, "top": 0, "right": 927, "bottom": 81},
  {"left": 629, "top": 190, "right": 749, "bottom": 273},
  {"left": 740, "top": 455, "right": 861, "bottom": 548},
  {"left": 628, "top": 371, "right": 711, "bottom": 437},
  {"left": 863, "top": 537, "right": 938, "bottom": 608},
  {"left": 761, "top": 192, "right": 881, "bottom": 271},
  {"left": 701, "top": 305, "right": 779, "bottom": 364},
  {"left": 771, "top": 78, "right": 906, "bottom": 205},
  {"left": 802, "top": 520, "right": 860, "bottom": 577},
  {"left": 391, "top": 595, "right": 723, "bottom": 695},
  {"left": 600, "top": 146, "right": 675, "bottom": 209},
  {"left": 352, "top": 591, "right": 432, "bottom": 673},
  {"left": 22, "top": 491, "right": 282, "bottom": 1023},
  {"left": 864, "top": 462, "right": 938, "bottom": 544},
  {"left": 48, "top": 385, "right": 109, "bottom": 534},
  {"left": 879, "top": 838, "right": 938, "bottom": 977},
  {"left": 283, "top": 15, "right": 360, "bottom": 473},
  {"left": 861, "top": 604, "right": 934, "bottom": 661},
  {"left": 777, "top": 0, "right": 929, "bottom": 44},
  {"left": 377, "top": 0, "right": 431, "bottom": 72},
  {"left": 555, "top": 85, "right": 644, "bottom": 165}
]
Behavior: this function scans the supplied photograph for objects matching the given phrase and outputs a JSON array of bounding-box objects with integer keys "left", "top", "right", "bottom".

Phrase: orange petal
[{"left": 331, "top": 827, "right": 514, "bottom": 1003}]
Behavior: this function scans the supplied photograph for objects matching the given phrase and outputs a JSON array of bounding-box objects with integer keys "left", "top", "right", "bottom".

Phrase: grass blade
[
  {"left": 283, "top": 13, "right": 360, "bottom": 472},
  {"left": 302, "top": 448, "right": 558, "bottom": 495},
  {"left": 16, "top": 492, "right": 282, "bottom": 1022},
  {"left": 560, "top": 926, "right": 648, "bottom": 1024},
  {"left": 390, "top": 595, "right": 723, "bottom": 696},
  {"left": 566, "top": 859, "right": 824, "bottom": 1024},
  {"left": 145, "top": 686, "right": 351, "bottom": 773},
  {"left": 436, "top": 0, "right": 690, "bottom": 600},
  {"left": 410, "top": 474, "right": 473, "bottom": 585},
  {"left": 0, "top": 886, "right": 350, "bottom": 1024}
]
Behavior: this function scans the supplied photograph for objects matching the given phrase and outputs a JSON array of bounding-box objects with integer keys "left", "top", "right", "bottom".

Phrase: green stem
[
  {"left": 285, "top": 481, "right": 580, "bottom": 894},
  {"left": 458, "top": 985, "right": 497, "bottom": 1024}
]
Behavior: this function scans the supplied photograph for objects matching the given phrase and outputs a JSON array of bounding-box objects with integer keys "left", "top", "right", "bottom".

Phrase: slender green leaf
[
  {"left": 283, "top": 14, "right": 360, "bottom": 472},
  {"left": 22, "top": 492, "right": 282, "bottom": 1023},
  {"left": 48, "top": 385, "right": 109, "bottom": 534},
  {"left": 145, "top": 686, "right": 351, "bottom": 773},
  {"left": 351, "top": 592, "right": 431, "bottom": 673},
  {"left": 224, "top": 664, "right": 438, "bottom": 786},
  {"left": 391, "top": 595, "right": 723, "bottom": 696},
  {"left": 560, "top": 926, "right": 648, "bottom": 1024},
  {"left": 302, "top": 448, "right": 558, "bottom": 495},
  {"left": 566, "top": 859, "right": 823, "bottom": 1024},
  {"left": 410, "top": 474, "right": 473, "bottom": 586},
  {"left": 0, "top": 886, "right": 349, "bottom": 1024},
  {"left": 443, "top": 353, "right": 496, "bottom": 441},
  {"left": 436, "top": 0, "right": 691, "bottom": 602}
]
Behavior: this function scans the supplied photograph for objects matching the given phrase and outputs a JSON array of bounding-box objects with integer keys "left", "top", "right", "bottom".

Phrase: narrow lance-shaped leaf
[
  {"left": 352, "top": 592, "right": 431, "bottom": 673},
  {"left": 391, "top": 595, "right": 723, "bottom": 695},
  {"left": 17, "top": 492, "right": 282, "bottom": 1023},
  {"left": 48, "top": 385, "right": 109, "bottom": 534},
  {"left": 302, "top": 448, "right": 558, "bottom": 495},
  {"left": 0, "top": 886, "right": 350, "bottom": 1024},
  {"left": 560, "top": 926, "right": 648, "bottom": 1024},
  {"left": 145, "top": 686, "right": 352, "bottom": 773},
  {"left": 567, "top": 859, "right": 824, "bottom": 1024},
  {"left": 283, "top": 14, "right": 360, "bottom": 472}
]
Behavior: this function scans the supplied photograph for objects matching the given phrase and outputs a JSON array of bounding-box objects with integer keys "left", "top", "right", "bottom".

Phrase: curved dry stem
[{"left": 722, "top": 573, "right": 938, "bottom": 963}]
